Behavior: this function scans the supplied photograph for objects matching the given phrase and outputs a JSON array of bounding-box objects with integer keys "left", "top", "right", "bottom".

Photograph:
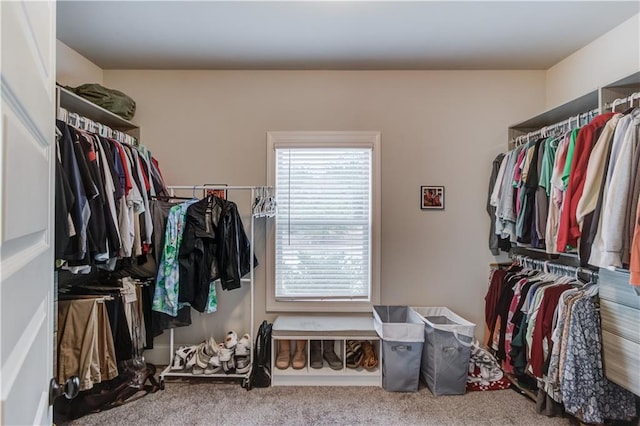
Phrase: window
[{"left": 266, "top": 131, "right": 380, "bottom": 312}]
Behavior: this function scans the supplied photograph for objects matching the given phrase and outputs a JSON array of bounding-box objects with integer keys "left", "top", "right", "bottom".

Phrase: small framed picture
[
  {"left": 204, "top": 184, "right": 227, "bottom": 200},
  {"left": 421, "top": 186, "right": 445, "bottom": 210}
]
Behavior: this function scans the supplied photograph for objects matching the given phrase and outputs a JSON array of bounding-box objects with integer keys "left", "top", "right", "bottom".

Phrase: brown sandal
[{"left": 361, "top": 341, "right": 378, "bottom": 370}]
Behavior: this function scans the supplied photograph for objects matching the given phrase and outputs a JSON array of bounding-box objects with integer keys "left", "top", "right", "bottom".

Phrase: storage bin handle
[
  {"left": 391, "top": 345, "right": 412, "bottom": 352},
  {"left": 453, "top": 332, "right": 473, "bottom": 347}
]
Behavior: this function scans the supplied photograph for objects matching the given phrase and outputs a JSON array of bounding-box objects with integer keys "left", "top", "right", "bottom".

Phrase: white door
[{"left": 0, "top": 1, "right": 56, "bottom": 424}]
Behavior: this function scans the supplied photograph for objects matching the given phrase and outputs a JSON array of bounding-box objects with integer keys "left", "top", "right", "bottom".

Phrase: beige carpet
[{"left": 62, "top": 380, "right": 572, "bottom": 426}]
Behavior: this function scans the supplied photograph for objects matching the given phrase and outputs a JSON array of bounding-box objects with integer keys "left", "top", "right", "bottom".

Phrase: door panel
[
  {"left": 1, "top": 2, "right": 54, "bottom": 138},
  {"left": 0, "top": 0, "right": 55, "bottom": 424},
  {"left": 2, "top": 105, "right": 50, "bottom": 243}
]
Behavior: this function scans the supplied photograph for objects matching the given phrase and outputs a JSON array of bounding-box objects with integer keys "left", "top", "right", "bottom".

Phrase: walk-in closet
[{"left": 1, "top": 1, "right": 639, "bottom": 425}]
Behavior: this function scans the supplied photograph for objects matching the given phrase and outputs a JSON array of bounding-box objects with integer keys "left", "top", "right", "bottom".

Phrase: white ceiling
[{"left": 57, "top": 1, "right": 639, "bottom": 70}]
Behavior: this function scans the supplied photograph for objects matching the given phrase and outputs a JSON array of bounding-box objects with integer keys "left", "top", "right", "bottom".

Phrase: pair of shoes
[
  {"left": 193, "top": 337, "right": 222, "bottom": 375},
  {"left": 323, "top": 340, "right": 342, "bottom": 370},
  {"left": 346, "top": 340, "right": 364, "bottom": 368},
  {"left": 235, "top": 333, "right": 252, "bottom": 374},
  {"left": 275, "top": 340, "right": 307, "bottom": 369},
  {"left": 309, "top": 340, "right": 323, "bottom": 369},
  {"left": 361, "top": 341, "right": 378, "bottom": 370}
]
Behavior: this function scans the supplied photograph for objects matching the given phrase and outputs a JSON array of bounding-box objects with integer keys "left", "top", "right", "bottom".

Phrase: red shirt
[{"left": 556, "top": 113, "right": 615, "bottom": 251}]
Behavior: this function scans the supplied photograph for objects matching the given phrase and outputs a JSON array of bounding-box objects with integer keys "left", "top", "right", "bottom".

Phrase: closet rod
[
  {"left": 604, "top": 91, "right": 640, "bottom": 112},
  {"left": 511, "top": 253, "right": 598, "bottom": 283},
  {"left": 58, "top": 106, "right": 138, "bottom": 146},
  {"left": 166, "top": 185, "right": 269, "bottom": 190},
  {"left": 512, "top": 107, "right": 600, "bottom": 148}
]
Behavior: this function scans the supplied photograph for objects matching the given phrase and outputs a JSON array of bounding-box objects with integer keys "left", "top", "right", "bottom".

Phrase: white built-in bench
[{"left": 271, "top": 315, "right": 381, "bottom": 386}]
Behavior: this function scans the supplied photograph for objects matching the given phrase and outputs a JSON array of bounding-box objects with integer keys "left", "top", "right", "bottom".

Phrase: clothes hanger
[{"left": 611, "top": 98, "right": 624, "bottom": 112}]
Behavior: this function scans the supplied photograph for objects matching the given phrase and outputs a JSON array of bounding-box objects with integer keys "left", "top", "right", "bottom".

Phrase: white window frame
[{"left": 266, "top": 131, "right": 381, "bottom": 312}]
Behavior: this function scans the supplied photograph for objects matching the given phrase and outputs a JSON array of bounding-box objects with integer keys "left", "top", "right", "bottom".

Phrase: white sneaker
[
  {"left": 205, "top": 351, "right": 222, "bottom": 375},
  {"left": 235, "top": 356, "right": 251, "bottom": 374},
  {"left": 218, "top": 343, "right": 234, "bottom": 362},
  {"left": 225, "top": 330, "right": 238, "bottom": 349},
  {"left": 171, "top": 345, "right": 195, "bottom": 370},
  {"left": 235, "top": 334, "right": 251, "bottom": 357},
  {"left": 184, "top": 346, "right": 198, "bottom": 369},
  {"left": 196, "top": 342, "right": 213, "bottom": 369}
]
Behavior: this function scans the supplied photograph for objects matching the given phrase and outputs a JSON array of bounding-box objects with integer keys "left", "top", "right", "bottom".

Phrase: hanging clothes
[
  {"left": 487, "top": 153, "right": 511, "bottom": 255},
  {"left": 485, "top": 263, "right": 637, "bottom": 422},
  {"left": 490, "top": 109, "right": 640, "bottom": 290},
  {"left": 178, "top": 195, "right": 255, "bottom": 312},
  {"left": 57, "top": 297, "right": 118, "bottom": 391},
  {"left": 148, "top": 199, "right": 193, "bottom": 334},
  {"left": 591, "top": 108, "right": 640, "bottom": 269},
  {"left": 153, "top": 199, "right": 198, "bottom": 317},
  {"left": 561, "top": 295, "right": 637, "bottom": 423},
  {"left": 54, "top": 119, "right": 167, "bottom": 272}
]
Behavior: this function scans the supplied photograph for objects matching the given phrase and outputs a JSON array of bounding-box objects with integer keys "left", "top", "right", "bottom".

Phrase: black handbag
[{"left": 242, "top": 320, "right": 273, "bottom": 390}]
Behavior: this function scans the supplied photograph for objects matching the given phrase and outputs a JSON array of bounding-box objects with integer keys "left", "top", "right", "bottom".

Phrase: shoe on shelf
[
  {"left": 323, "top": 340, "right": 342, "bottom": 370},
  {"left": 170, "top": 346, "right": 188, "bottom": 370},
  {"left": 196, "top": 339, "right": 219, "bottom": 369},
  {"left": 225, "top": 330, "right": 238, "bottom": 349},
  {"left": 309, "top": 340, "right": 323, "bottom": 369},
  {"left": 235, "top": 355, "right": 251, "bottom": 374},
  {"left": 184, "top": 346, "right": 199, "bottom": 370},
  {"left": 205, "top": 343, "right": 222, "bottom": 375},
  {"left": 235, "top": 333, "right": 251, "bottom": 357},
  {"left": 292, "top": 340, "right": 306, "bottom": 369},
  {"left": 205, "top": 360, "right": 222, "bottom": 375},
  {"left": 171, "top": 345, "right": 196, "bottom": 370},
  {"left": 234, "top": 333, "right": 252, "bottom": 374},
  {"left": 275, "top": 340, "right": 291, "bottom": 369},
  {"left": 346, "top": 340, "right": 364, "bottom": 369},
  {"left": 361, "top": 341, "right": 378, "bottom": 370},
  {"left": 222, "top": 355, "right": 236, "bottom": 374},
  {"left": 192, "top": 363, "right": 205, "bottom": 375},
  {"left": 218, "top": 343, "right": 234, "bottom": 362}
]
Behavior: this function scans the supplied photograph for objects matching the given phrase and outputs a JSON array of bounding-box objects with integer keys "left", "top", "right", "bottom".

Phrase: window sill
[{"left": 266, "top": 299, "right": 375, "bottom": 314}]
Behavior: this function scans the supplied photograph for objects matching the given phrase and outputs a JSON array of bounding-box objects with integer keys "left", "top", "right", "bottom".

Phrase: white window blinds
[{"left": 275, "top": 147, "right": 372, "bottom": 300}]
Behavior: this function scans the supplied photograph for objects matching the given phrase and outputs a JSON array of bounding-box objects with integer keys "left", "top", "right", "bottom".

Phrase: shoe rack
[
  {"left": 158, "top": 186, "right": 275, "bottom": 388},
  {"left": 271, "top": 315, "right": 382, "bottom": 387}
]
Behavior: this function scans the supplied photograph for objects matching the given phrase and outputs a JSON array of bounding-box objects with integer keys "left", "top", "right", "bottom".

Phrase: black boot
[{"left": 322, "top": 340, "right": 342, "bottom": 370}]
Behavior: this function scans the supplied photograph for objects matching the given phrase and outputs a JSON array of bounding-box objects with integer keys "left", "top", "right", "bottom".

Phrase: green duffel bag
[{"left": 65, "top": 83, "right": 136, "bottom": 120}]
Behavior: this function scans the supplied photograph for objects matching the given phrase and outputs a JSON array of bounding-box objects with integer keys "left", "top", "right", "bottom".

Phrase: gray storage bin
[
  {"left": 412, "top": 307, "right": 475, "bottom": 396},
  {"left": 372, "top": 305, "right": 425, "bottom": 392}
]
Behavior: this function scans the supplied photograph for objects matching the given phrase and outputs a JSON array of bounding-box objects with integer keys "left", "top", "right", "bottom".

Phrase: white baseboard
[{"left": 142, "top": 344, "right": 172, "bottom": 366}]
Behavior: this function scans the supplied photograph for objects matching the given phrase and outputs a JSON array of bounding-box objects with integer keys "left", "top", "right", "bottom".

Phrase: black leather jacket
[{"left": 178, "top": 196, "right": 255, "bottom": 312}]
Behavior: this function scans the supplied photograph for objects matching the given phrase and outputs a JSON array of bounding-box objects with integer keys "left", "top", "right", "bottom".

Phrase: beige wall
[
  {"left": 56, "top": 40, "right": 103, "bottom": 87},
  {"left": 545, "top": 13, "right": 640, "bottom": 110},
  {"left": 102, "top": 70, "right": 546, "bottom": 363}
]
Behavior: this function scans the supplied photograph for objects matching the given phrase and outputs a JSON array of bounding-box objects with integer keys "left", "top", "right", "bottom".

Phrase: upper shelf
[
  {"left": 510, "top": 90, "right": 599, "bottom": 131},
  {"left": 508, "top": 71, "right": 640, "bottom": 137},
  {"left": 57, "top": 86, "right": 138, "bottom": 131},
  {"left": 604, "top": 71, "right": 640, "bottom": 88}
]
